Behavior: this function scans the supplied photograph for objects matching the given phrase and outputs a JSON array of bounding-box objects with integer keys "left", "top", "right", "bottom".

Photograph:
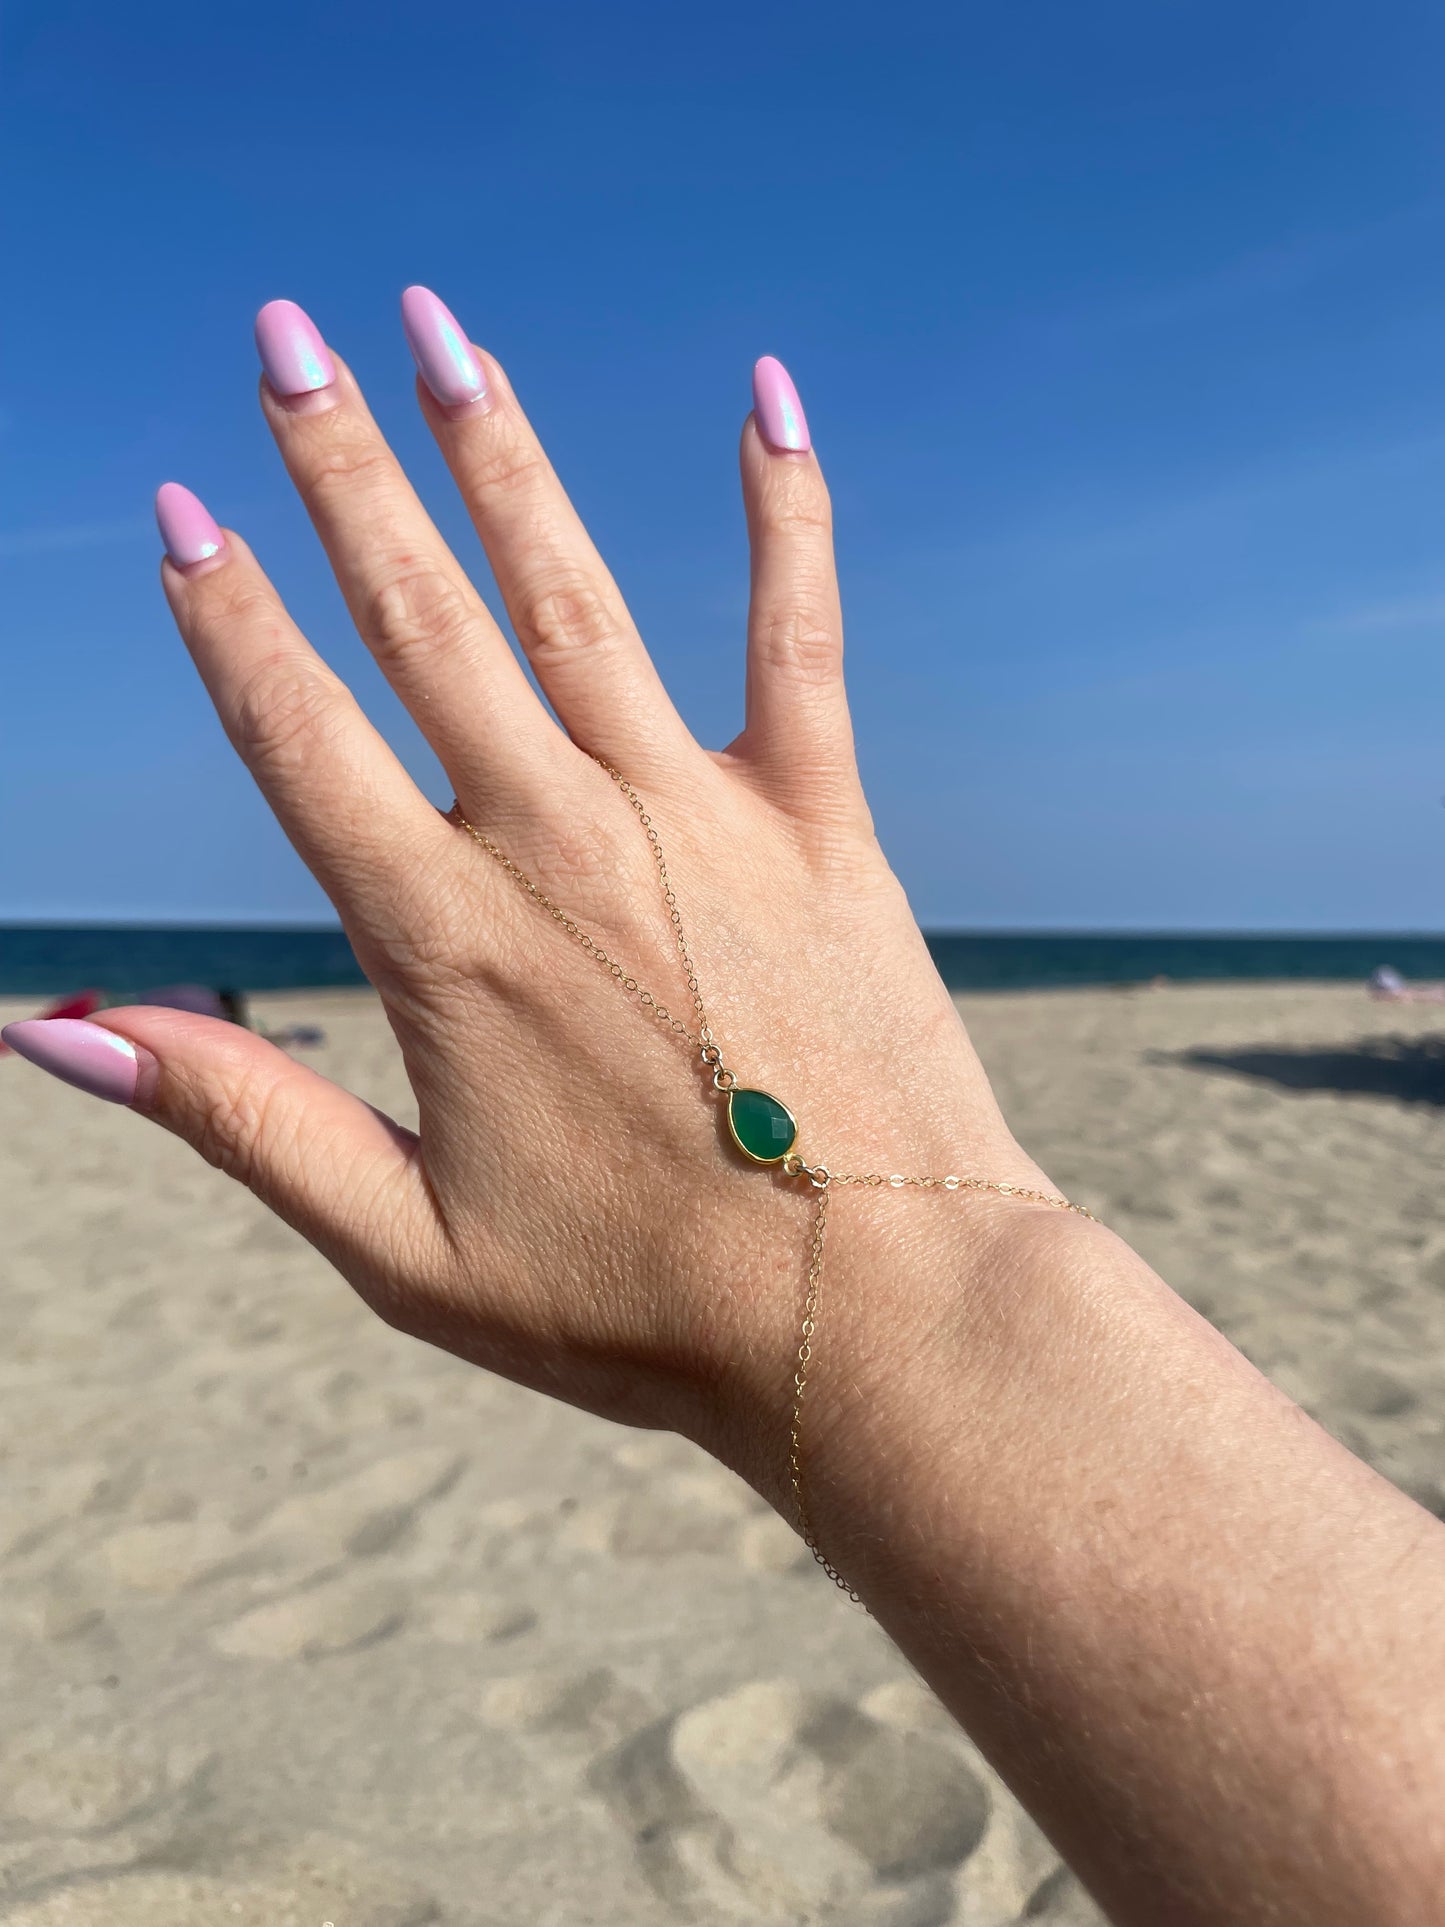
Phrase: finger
[
  {"left": 403, "top": 285, "right": 693, "bottom": 772},
  {"left": 253, "top": 299, "right": 567, "bottom": 809},
  {"left": 736, "top": 359, "right": 861, "bottom": 817},
  {"left": 0, "top": 1011, "right": 440, "bottom": 1305},
  {"left": 156, "top": 488, "right": 463, "bottom": 978}
]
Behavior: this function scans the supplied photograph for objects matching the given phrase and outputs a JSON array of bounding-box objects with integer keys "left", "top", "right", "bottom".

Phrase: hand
[
  {"left": 10, "top": 293, "right": 1060, "bottom": 1505},
  {"left": 11, "top": 292, "right": 1445, "bottom": 1927}
]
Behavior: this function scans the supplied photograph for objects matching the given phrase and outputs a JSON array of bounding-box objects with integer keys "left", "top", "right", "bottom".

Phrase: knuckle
[
  {"left": 228, "top": 656, "right": 343, "bottom": 780},
  {"left": 362, "top": 562, "right": 480, "bottom": 672},
  {"left": 362, "top": 1243, "right": 469, "bottom": 1343},
  {"left": 193, "top": 1075, "right": 281, "bottom": 1191},
  {"left": 753, "top": 607, "right": 843, "bottom": 684},
  {"left": 302, "top": 437, "right": 399, "bottom": 506},
  {"left": 758, "top": 466, "right": 833, "bottom": 539},
  {"left": 796, "top": 804, "right": 883, "bottom": 870},
  {"left": 462, "top": 436, "right": 547, "bottom": 501},
  {"left": 207, "top": 580, "right": 289, "bottom": 641},
  {"left": 763, "top": 503, "right": 834, "bottom": 540},
  {"left": 367, "top": 912, "right": 473, "bottom": 989},
  {"left": 514, "top": 577, "right": 622, "bottom": 667},
  {"left": 535, "top": 816, "right": 618, "bottom": 892},
  {"left": 364, "top": 851, "right": 487, "bottom": 989}
]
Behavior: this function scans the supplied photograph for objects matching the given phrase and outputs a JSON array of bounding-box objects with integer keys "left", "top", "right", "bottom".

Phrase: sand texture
[{"left": 3, "top": 981, "right": 1443, "bottom": 1924}]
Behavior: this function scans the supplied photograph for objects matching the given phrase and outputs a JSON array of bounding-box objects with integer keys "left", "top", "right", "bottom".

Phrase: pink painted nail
[
  {"left": 254, "top": 299, "right": 336, "bottom": 396},
  {"left": 1, "top": 1020, "right": 138, "bottom": 1105},
  {"left": 401, "top": 286, "right": 488, "bottom": 408},
  {"left": 752, "top": 356, "right": 811, "bottom": 454},
  {"left": 155, "top": 483, "right": 225, "bottom": 566}
]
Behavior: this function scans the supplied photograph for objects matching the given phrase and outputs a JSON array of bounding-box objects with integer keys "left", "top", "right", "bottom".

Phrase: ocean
[{"left": 3, "top": 925, "right": 1444, "bottom": 1000}]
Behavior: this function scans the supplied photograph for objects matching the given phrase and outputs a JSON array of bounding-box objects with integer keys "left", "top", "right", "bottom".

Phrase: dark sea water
[{"left": 4, "top": 924, "right": 1445, "bottom": 1000}]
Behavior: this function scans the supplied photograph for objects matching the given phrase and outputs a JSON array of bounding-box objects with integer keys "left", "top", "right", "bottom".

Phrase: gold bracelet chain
[{"left": 451, "top": 766, "right": 1095, "bottom": 1601}]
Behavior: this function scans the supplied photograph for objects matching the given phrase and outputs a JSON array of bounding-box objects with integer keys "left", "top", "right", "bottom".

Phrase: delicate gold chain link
[
  {"left": 451, "top": 763, "right": 713, "bottom": 1050},
  {"left": 786, "top": 1178, "right": 866, "bottom": 1602},
  {"left": 450, "top": 763, "right": 1095, "bottom": 1602},
  {"left": 832, "top": 1170, "right": 1096, "bottom": 1215}
]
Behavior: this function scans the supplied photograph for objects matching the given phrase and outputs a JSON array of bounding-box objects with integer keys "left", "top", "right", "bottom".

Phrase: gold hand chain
[{"left": 451, "top": 765, "right": 1095, "bottom": 1602}]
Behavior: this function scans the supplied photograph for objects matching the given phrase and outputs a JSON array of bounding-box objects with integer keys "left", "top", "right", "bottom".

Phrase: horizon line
[{"left": 4, "top": 920, "right": 1445, "bottom": 942}]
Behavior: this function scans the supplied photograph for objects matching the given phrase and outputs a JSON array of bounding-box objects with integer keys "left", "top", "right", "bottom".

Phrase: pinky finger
[
  {"left": 0, "top": 1010, "right": 442, "bottom": 1307},
  {"left": 737, "top": 360, "right": 863, "bottom": 821}
]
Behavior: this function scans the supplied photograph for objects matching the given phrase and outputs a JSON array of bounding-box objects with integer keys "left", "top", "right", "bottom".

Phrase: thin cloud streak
[
  {"left": 1323, "top": 592, "right": 1445, "bottom": 636},
  {"left": 1024, "top": 199, "right": 1445, "bottom": 345},
  {"left": 0, "top": 515, "right": 155, "bottom": 559},
  {"left": 880, "top": 425, "right": 1445, "bottom": 589}
]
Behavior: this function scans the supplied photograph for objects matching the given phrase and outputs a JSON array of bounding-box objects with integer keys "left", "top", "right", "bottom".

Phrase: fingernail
[
  {"left": 1, "top": 1020, "right": 137, "bottom": 1104},
  {"left": 254, "top": 298, "right": 336, "bottom": 396},
  {"left": 401, "top": 285, "right": 488, "bottom": 408},
  {"left": 155, "top": 482, "right": 225, "bottom": 566},
  {"left": 753, "top": 356, "right": 811, "bottom": 454}
]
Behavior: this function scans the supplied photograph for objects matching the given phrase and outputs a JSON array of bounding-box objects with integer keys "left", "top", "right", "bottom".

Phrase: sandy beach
[{"left": 2, "top": 980, "right": 1442, "bottom": 1925}]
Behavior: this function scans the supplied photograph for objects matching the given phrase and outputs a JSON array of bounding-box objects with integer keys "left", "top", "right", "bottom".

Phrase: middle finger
[{"left": 401, "top": 286, "right": 694, "bottom": 776}]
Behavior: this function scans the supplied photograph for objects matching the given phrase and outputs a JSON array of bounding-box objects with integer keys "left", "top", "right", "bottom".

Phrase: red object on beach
[{"left": 0, "top": 989, "right": 105, "bottom": 1053}]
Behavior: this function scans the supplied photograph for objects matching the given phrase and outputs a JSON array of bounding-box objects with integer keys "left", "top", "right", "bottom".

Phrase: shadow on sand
[{"left": 1158, "top": 1033, "right": 1445, "bottom": 1107}]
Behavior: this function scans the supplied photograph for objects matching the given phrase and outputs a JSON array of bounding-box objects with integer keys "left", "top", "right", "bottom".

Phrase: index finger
[{"left": 156, "top": 487, "right": 464, "bottom": 982}]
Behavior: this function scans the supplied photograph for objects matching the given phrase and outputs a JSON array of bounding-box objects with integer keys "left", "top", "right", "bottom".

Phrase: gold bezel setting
[{"left": 725, "top": 1087, "right": 799, "bottom": 1165}]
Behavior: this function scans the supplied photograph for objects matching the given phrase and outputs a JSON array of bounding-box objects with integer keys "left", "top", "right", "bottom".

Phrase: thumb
[{"left": 1, "top": 1009, "right": 436, "bottom": 1289}]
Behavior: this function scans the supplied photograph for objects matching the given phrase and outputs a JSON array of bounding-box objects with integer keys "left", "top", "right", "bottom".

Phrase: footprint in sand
[
  {"left": 2, "top": 1460, "right": 144, "bottom": 1565},
  {"left": 421, "top": 1592, "right": 538, "bottom": 1645},
  {"left": 98, "top": 1519, "right": 256, "bottom": 1593},
  {"left": 2, "top": 1740, "right": 164, "bottom": 1835},
  {"left": 12, "top": 1575, "right": 108, "bottom": 1643},
  {"left": 592, "top": 1675, "right": 1099, "bottom": 1925},
  {"left": 591, "top": 1677, "right": 990, "bottom": 1921},
  {"left": 0, "top": 1739, "right": 213, "bottom": 1903},
  {"left": 1329, "top": 1359, "right": 1419, "bottom": 1419},
  {"left": 564, "top": 1469, "right": 761, "bottom": 1560},
  {"left": 257, "top": 1447, "right": 466, "bottom": 1567},
  {"left": 860, "top": 1679, "right": 1105, "bottom": 1925},
  {"left": 0, "top": 1833, "right": 439, "bottom": 1927},
  {"left": 479, "top": 1666, "right": 650, "bottom": 1747},
  {"left": 96, "top": 1449, "right": 465, "bottom": 1596},
  {"left": 212, "top": 1575, "right": 408, "bottom": 1660}
]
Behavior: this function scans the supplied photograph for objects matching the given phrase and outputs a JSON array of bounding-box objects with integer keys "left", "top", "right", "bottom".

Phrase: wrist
[
  {"left": 709, "top": 1164, "right": 1110, "bottom": 1536},
  {"left": 799, "top": 1197, "right": 1111, "bottom": 1535}
]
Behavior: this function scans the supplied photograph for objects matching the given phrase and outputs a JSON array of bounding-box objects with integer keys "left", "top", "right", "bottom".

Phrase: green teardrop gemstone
[{"left": 727, "top": 1087, "right": 798, "bottom": 1164}]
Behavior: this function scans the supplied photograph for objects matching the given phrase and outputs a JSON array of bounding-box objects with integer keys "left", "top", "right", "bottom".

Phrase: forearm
[{"left": 806, "top": 1205, "right": 1445, "bottom": 1926}]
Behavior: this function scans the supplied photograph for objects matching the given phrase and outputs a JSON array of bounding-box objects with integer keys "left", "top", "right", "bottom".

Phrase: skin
[{"left": 69, "top": 333, "right": 1445, "bottom": 1924}]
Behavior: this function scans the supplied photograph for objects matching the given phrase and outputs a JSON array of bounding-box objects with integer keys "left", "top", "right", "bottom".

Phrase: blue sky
[{"left": 4, "top": 1, "right": 1445, "bottom": 928}]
